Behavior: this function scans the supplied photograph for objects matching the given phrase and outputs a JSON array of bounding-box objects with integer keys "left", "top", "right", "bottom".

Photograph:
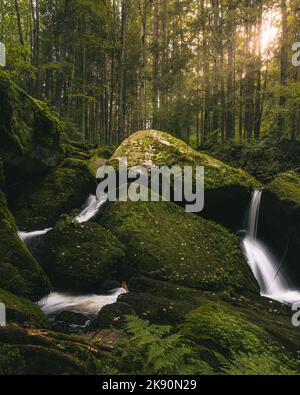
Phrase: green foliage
[
  {"left": 222, "top": 352, "right": 298, "bottom": 375},
  {"left": 203, "top": 138, "right": 300, "bottom": 183},
  {"left": 179, "top": 302, "right": 298, "bottom": 373},
  {"left": 0, "top": 344, "right": 26, "bottom": 375},
  {"left": 111, "top": 315, "right": 212, "bottom": 375}
]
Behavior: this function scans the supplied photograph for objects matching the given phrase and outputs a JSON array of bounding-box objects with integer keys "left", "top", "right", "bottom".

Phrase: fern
[{"left": 112, "top": 315, "right": 213, "bottom": 375}]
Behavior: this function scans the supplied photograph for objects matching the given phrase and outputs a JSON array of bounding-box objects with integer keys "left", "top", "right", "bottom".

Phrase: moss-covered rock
[
  {"left": 0, "top": 326, "right": 105, "bottom": 375},
  {"left": 202, "top": 137, "right": 300, "bottom": 183},
  {"left": 258, "top": 171, "right": 300, "bottom": 287},
  {"left": 107, "top": 130, "right": 259, "bottom": 229},
  {"left": 118, "top": 292, "right": 198, "bottom": 325},
  {"left": 266, "top": 171, "right": 300, "bottom": 210},
  {"left": 0, "top": 71, "right": 64, "bottom": 187},
  {"left": 179, "top": 301, "right": 299, "bottom": 373},
  {"left": 41, "top": 219, "right": 125, "bottom": 292},
  {"left": 0, "top": 288, "right": 47, "bottom": 327},
  {"left": 12, "top": 158, "right": 96, "bottom": 230},
  {"left": 0, "top": 190, "right": 50, "bottom": 300},
  {"left": 93, "top": 302, "right": 136, "bottom": 330},
  {"left": 98, "top": 199, "right": 258, "bottom": 295}
]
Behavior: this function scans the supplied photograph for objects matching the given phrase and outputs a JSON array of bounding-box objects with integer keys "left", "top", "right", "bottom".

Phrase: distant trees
[{"left": 0, "top": 0, "right": 299, "bottom": 145}]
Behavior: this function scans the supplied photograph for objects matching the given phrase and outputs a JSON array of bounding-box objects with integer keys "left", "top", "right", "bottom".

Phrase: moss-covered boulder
[
  {"left": 41, "top": 219, "right": 125, "bottom": 292},
  {"left": 266, "top": 171, "right": 300, "bottom": 211},
  {"left": 98, "top": 200, "right": 258, "bottom": 295},
  {"left": 258, "top": 171, "right": 300, "bottom": 287},
  {"left": 0, "top": 288, "right": 47, "bottom": 327},
  {"left": 0, "top": 190, "right": 50, "bottom": 300},
  {"left": 179, "top": 301, "right": 299, "bottom": 373},
  {"left": 12, "top": 158, "right": 95, "bottom": 230},
  {"left": 0, "top": 71, "right": 64, "bottom": 186},
  {"left": 93, "top": 302, "right": 135, "bottom": 330},
  {"left": 0, "top": 326, "right": 105, "bottom": 375},
  {"left": 202, "top": 137, "right": 300, "bottom": 183},
  {"left": 106, "top": 130, "right": 259, "bottom": 229}
]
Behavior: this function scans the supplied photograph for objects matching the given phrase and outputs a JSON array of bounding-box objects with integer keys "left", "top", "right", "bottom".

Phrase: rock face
[
  {"left": 0, "top": 71, "right": 64, "bottom": 185},
  {"left": 93, "top": 302, "right": 135, "bottom": 329},
  {"left": 12, "top": 158, "right": 95, "bottom": 230},
  {"left": 41, "top": 219, "right": 125, "bottom": 292},
  {"left": 107, "top": 130, "right": 259, "bottom": 229},
  {"left": 259, "top": 171, "right": 300, "bottom": 287},
  {"left": 0, "top": 190, "right": 50, "bottom": 300},
  {"left": 0, "top": 288, "right": 48, "bottom": 327},
  {"left": 98, "top": 199, "right": 258, "bottom": 295}
]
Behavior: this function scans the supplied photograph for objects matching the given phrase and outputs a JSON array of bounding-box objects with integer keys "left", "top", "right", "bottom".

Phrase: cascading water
[
  {"left": 18, "top": 193, "right": 107, "bottom": 244},
  {"left": 75, "top": 193, "right": 107, "bottom": 223},
  {"left": 242, "top": 189, "right": 300, "bottom": 304},
  {"left": 38, "top": 288, "right": 126, "bottom": 317},
  {"left": 17, "top": 193, "right": 123, "bottom": 322},
  {"left": 18, "top": 228, "right": 52, "bottom": 246}
]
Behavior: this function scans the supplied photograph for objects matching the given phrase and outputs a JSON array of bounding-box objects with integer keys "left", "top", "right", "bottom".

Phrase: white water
[
  {"left": 242, "top": 189, "right": 300, "bottom": 304},
  {"left": 18, "top": 194, "right": 107, "bottom": 244},
  {"left": 38, "top": 288, "right": 126, "bottom": 316},
  {"left": 75, "top": 193, "right": 107, "bottom": 223},
  {"left": 18, "top": 193, "right": 121, "bottom": 320},
  {"left": 18, "top": 228, "right": 52, "bottom": 245}
]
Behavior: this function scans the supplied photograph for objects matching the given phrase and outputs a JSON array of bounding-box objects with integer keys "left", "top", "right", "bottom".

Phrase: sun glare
[{"left": 260, "top": 9, "right": 281, "bottom": 56}]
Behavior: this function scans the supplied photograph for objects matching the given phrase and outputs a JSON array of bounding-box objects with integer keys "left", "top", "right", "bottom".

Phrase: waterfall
[
  {"left": 18, "top": 228, "right": 52, "bottom": 246},
  {"left": 75, "top": 193, "right": 107, "bottom": 223},
  {"left": 242, "top": 189, "right": 300, "bottom": 304},
  {"left": 38, "top": 288, "right": 126, "bottom": 316},
  {"left": 18, "top": 193, "right": 107, "bottom": 245}
]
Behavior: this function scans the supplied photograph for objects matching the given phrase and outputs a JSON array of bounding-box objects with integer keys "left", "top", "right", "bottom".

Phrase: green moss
[
  {"left": 0, "top": 344, "right": 26, "bottom": 375},
  {"left": 109, "top": 130, "right": 259, "bottom": 190},
  {"left": 202, "top": 137, "right": 300, "bottom": 183},
  {"left": 98, "top": 200, "right": 258, "bottom": 295},
  {"left": 266, "top": 171, "right": 300, "bottom": 208},
  {"left": 0, "top": 71, "right": 64, "bottom": 185},
  {"left": 41, "top": 219, "right": 125, "bottom": 292},
  {"left": 180, "top": 302, "right": 298, "bottom": 372},
  {"left": 12, "top": 158, "right": 95, "bottom": 230},
  {"left": 107, "top": 130, "right": 259, "bottom": 229},
  {"left": 0, "top": 326, "right": 105, "bottom": 374},
  {"left": 0, "top": 288, "right": 47, "bottom": 327},
  {"left": 94, "top": 302, "right": 136, "bottom": 329},
  {"left": 0, "top": 190, "right": 50, "bottom": 300}
]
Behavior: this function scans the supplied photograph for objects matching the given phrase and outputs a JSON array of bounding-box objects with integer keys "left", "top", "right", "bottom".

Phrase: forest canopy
[{"left": 0, "top": 0, "right": 299, "bottom": 145}]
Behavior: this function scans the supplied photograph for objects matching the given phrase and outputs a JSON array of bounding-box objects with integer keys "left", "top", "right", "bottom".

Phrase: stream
[
  {"left": 17, "top": 194, "right": 123, "bottom": 324},
  {"left": 242, "top": 189, "right": 300, "bottom": 304},
  {"left": 18, "top": 189, "right": 300, "bottom": 327}
]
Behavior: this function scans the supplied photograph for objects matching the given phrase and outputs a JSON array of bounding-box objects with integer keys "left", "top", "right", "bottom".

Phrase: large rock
[
  {"left": 0, "top": 71, "right": 64, "bottom": 186},
  {"left": 179, "top": 301, "right": 299, "bottom": 373},
  {"left": 259, "top": 171, "right": 300, "bottom": 286},
  {"left": 0, "top": 190, "right": 50, "bottom": 300},
  {"left": 93, "top": 302, "right": 135, "bottom": 329},
  {"left": 106, "top": 130, "right": 259, "bottom": 229},
  {"left": 0, "top": 288, "right": 47, "bottom": 327},
  {"left": 12, "top": 158, "right": 95, "bottom": 230},
  {"left": 41, "top": 219, "right": 125, "bottom": 292},
  {"left": 98, "top": 199, "right": 258, "bottom": 295}
]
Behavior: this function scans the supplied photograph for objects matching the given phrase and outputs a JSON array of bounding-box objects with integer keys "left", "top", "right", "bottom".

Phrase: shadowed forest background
[{"left": 1, "top": 0, "right": 299, "bottom": 145}]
